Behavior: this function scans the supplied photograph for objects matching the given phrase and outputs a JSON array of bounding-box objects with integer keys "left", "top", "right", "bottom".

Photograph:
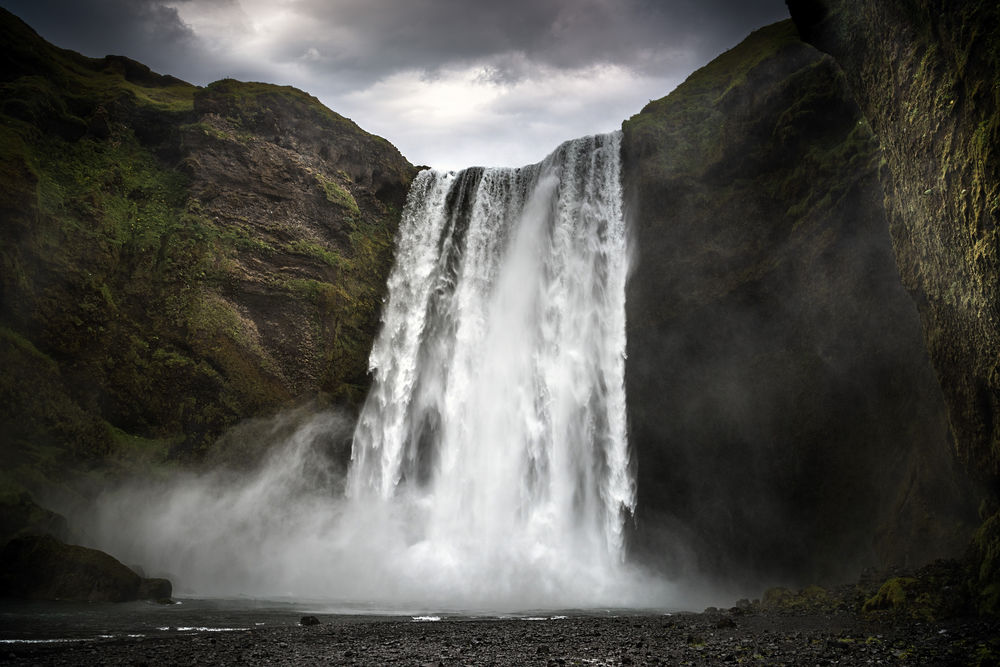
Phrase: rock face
[
  {"left": 0, "top": 534, "right": 171, "bottom": 602},
  {"left": 179, "top": 79, "right": 414, "bottom": 404},
  {"left": 621, "top": 21, "right": 976, "bottom": 587},
  {"left": 786, "top": 0, "right": 1000, "bottom": 614},
  {"left": 0, "top": 6, "right": 416, "bottom": 495}
]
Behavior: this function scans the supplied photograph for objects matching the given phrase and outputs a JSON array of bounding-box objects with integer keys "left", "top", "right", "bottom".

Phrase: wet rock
[
  {"left": 137, "top": 577, "right": 172, "bottom": 600},
  {"left": 300, "top": 615, "right": 321, "bottom": 626},
  {"left": 788, "top": 0, "right": 999, "bottom": 616},
  {"left": 622, "top": 18, "right": 973, "bottom": 586},
  {"left": 0, "top": 534, "right": 142, "bottom": 602}
]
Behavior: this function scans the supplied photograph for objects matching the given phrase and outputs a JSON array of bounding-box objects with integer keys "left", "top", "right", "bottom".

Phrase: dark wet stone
[{"left": 138, "top": 577, "right": 172, "bottom": 600}]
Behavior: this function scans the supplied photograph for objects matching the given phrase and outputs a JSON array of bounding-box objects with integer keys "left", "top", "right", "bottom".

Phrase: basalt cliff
[
  {"left": 621, "top": 20, "right": 975, "bottom": 589},
  {"left": 787, "top": 0, "right": 1000, "bottom": 614},
  {"left": 623, "top": 2, "right": 999, "bottom": 611}
]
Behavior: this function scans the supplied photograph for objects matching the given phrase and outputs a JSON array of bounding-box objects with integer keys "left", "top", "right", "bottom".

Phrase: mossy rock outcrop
[
  {"left": 621, "top": 20, "right": 976, "bottom": 586},
  {"left": 0, "top": 7, "right": 416, "bottom": 499}
]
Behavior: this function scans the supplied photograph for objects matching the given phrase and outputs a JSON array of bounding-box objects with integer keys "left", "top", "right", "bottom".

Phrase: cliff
[
  {"left": 786, "top": 0, "right": 1000, "bottom": 614},
  {"left": 621, "top": 21, "right": 976, "bottom": 587},
  {"left": 0, "top": 7, "right": 416, "bottom": 503},
  {"left": 4, "top": 1, "right": 997, "bottom": 610}
]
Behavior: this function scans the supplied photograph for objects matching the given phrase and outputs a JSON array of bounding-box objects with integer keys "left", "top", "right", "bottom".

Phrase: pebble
[{"left": 1, "top": 612, "right": 996, "bottom": 666}]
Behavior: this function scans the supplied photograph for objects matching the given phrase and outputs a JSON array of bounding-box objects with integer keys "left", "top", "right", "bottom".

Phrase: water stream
[{"left": 348, "top": 132, "right": 635, "bottom": 603}]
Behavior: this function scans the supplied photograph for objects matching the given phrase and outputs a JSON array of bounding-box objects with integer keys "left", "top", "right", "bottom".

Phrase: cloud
[
  {"left": 332, "top": 59, "right": 683, "bottom": 169},
  {"left": 3, "top": 0, "right": 200, "bottom": 74},
  {"left": 170, "top": 0, "right": 786, "bottom": 84},
  {"left": 0, "top": 0, "right": 789, "bottom": 167}
]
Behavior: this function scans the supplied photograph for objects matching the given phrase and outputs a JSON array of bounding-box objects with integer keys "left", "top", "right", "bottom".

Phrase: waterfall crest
[{"left": 348, "top": 132, "right": 637, "bottom": 603}]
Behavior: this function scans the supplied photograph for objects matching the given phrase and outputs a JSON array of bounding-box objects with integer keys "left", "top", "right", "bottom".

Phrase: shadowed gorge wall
[
  {"left": 786, "top": 0, "right": 1000, "bottom": 614},
  {"left": 621, "top": 20, "right": 976, "bottom": 588},
  {"left": 0, "top": 8, "right": 415, "bottom": 498}
]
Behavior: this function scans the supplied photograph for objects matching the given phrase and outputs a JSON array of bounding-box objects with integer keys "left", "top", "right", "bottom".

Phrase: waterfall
[
  {"left": 347, "top": 131, "right": 637, "bottom": 605},
  {"left": 81, "top": 132, "right": 669, "bottom": 611}
]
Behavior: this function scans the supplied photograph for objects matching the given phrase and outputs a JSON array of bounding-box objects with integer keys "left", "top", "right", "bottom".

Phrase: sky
[{"left": 1, "top": 0, "right": 790, "bottom": 170}]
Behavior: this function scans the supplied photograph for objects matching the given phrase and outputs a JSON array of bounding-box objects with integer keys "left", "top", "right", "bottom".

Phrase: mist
[
  {"left": 74, "top": 404, "right": 705, "bottom": 612},
  {"left": 70, "top": 135, "right": 711, "bottom": 614}
]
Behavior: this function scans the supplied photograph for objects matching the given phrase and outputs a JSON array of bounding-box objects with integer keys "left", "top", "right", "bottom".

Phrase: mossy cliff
[
  {"left": 621, "top": 21, "right": 976, "bottom": 587},
  {"left": 0, "top": 8, "right": 416, "bottom": 502},
  {"left": 786, "top": 0, "right": 1000, "bottom": 614}
]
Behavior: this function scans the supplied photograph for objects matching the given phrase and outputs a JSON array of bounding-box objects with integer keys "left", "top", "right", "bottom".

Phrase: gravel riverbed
[{"left": 2, "top": 609, "right": 996, "bottom": 666}]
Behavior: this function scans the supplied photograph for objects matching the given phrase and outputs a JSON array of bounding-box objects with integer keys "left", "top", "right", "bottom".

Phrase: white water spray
[
  {"left": 347, "top": 132, "right": 636, "bottom": 604},
  {"left": 82, "top": 133, "right": 671, "bottom": 611}
]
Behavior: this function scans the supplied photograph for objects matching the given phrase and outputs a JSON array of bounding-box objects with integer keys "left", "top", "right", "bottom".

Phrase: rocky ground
[{"left": 2, "top": 608, "right": 997, "bottom": 666}]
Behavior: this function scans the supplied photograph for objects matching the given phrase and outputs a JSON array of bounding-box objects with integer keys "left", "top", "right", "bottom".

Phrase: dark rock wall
[
  {"left": 622, "top": 21, "right": 976, "bottom": 588},
  {"left": 786, "top": 0, "right": 1000, "bottom": 614}
]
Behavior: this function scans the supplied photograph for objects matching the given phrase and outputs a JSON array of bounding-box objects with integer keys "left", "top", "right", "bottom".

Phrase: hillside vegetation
[{"left": 0, "top": 8, "right": 415, "bottom": 502}]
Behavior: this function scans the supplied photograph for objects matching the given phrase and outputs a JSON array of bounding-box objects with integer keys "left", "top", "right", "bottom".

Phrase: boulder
[
  {"left": 137, "top": 577, "right": 172, "bottom": 601},
  {"left": 0, "top": 533, "right": 171, "bottom": 602}
]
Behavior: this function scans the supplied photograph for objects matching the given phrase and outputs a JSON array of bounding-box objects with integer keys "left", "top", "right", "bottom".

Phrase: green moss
[
  {"left": 315, "top": 172, "right": 360, "bottom": 215},
  {"left": 1, "top": 63, "right": 237, "bottom": 465},
  {"left": 624, "top": 21, "right": 802, "bottom": 176},
  {"left": 863, "top": 577, "right": 918, "bottom": 613},
  {"left": 31, "top": 131, "right": 190, "bottom": 257},
  {"left": 181, "top": 121, "right": 233, "bottom": 142},
  {"left": 0, "top": 327, "right": 114, "bottom": 471},
  {"left": 972, "top": 511, "right": 1000, "bottom": 616},
  {"left": 203, "top": 78, "right": 354, "bottom": 132},
  {"left": 107, "top": 426, "right": 178, "bottom": 474},
  {"left": 858, "top": 569, "right": 968, "bottom": 621},
  {"left": 181, "top": 291, "right": 288, "bottom": 435},
  {"left": 223, "top": 226, "right": 276, "bottom": 256},
  {"left": 761, "top": 585, "right": 839, "bottom": 613},
  {"left": 285, "top": 239, "right": 348, "bottom": 269}
]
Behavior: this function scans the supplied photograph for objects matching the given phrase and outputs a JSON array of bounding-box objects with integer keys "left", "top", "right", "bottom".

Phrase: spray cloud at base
[{"left": 81, "top": 133, "right": 682, "bottom": 611}]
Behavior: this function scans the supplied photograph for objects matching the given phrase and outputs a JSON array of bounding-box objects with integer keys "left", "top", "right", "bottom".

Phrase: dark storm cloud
[
  {"left": 0, "top": 0, "right": 787, "bottom": 84},
  {"left": 1, "top": 0, "right": 203, "bottom": 76},
  {"left": 0, "top": 0, "right": 791, "bottom": 166},
  {"left": 273, "top": 0, "right": 788, "bottom": 81}
]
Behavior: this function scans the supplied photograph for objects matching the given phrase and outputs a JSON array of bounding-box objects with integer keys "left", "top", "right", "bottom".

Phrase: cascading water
[
  {"left": 347, "top": 131, "right": 637, "bottom": 606},
  {"left": 82, "top": 132, "right": 672, "bottom": 611}
]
